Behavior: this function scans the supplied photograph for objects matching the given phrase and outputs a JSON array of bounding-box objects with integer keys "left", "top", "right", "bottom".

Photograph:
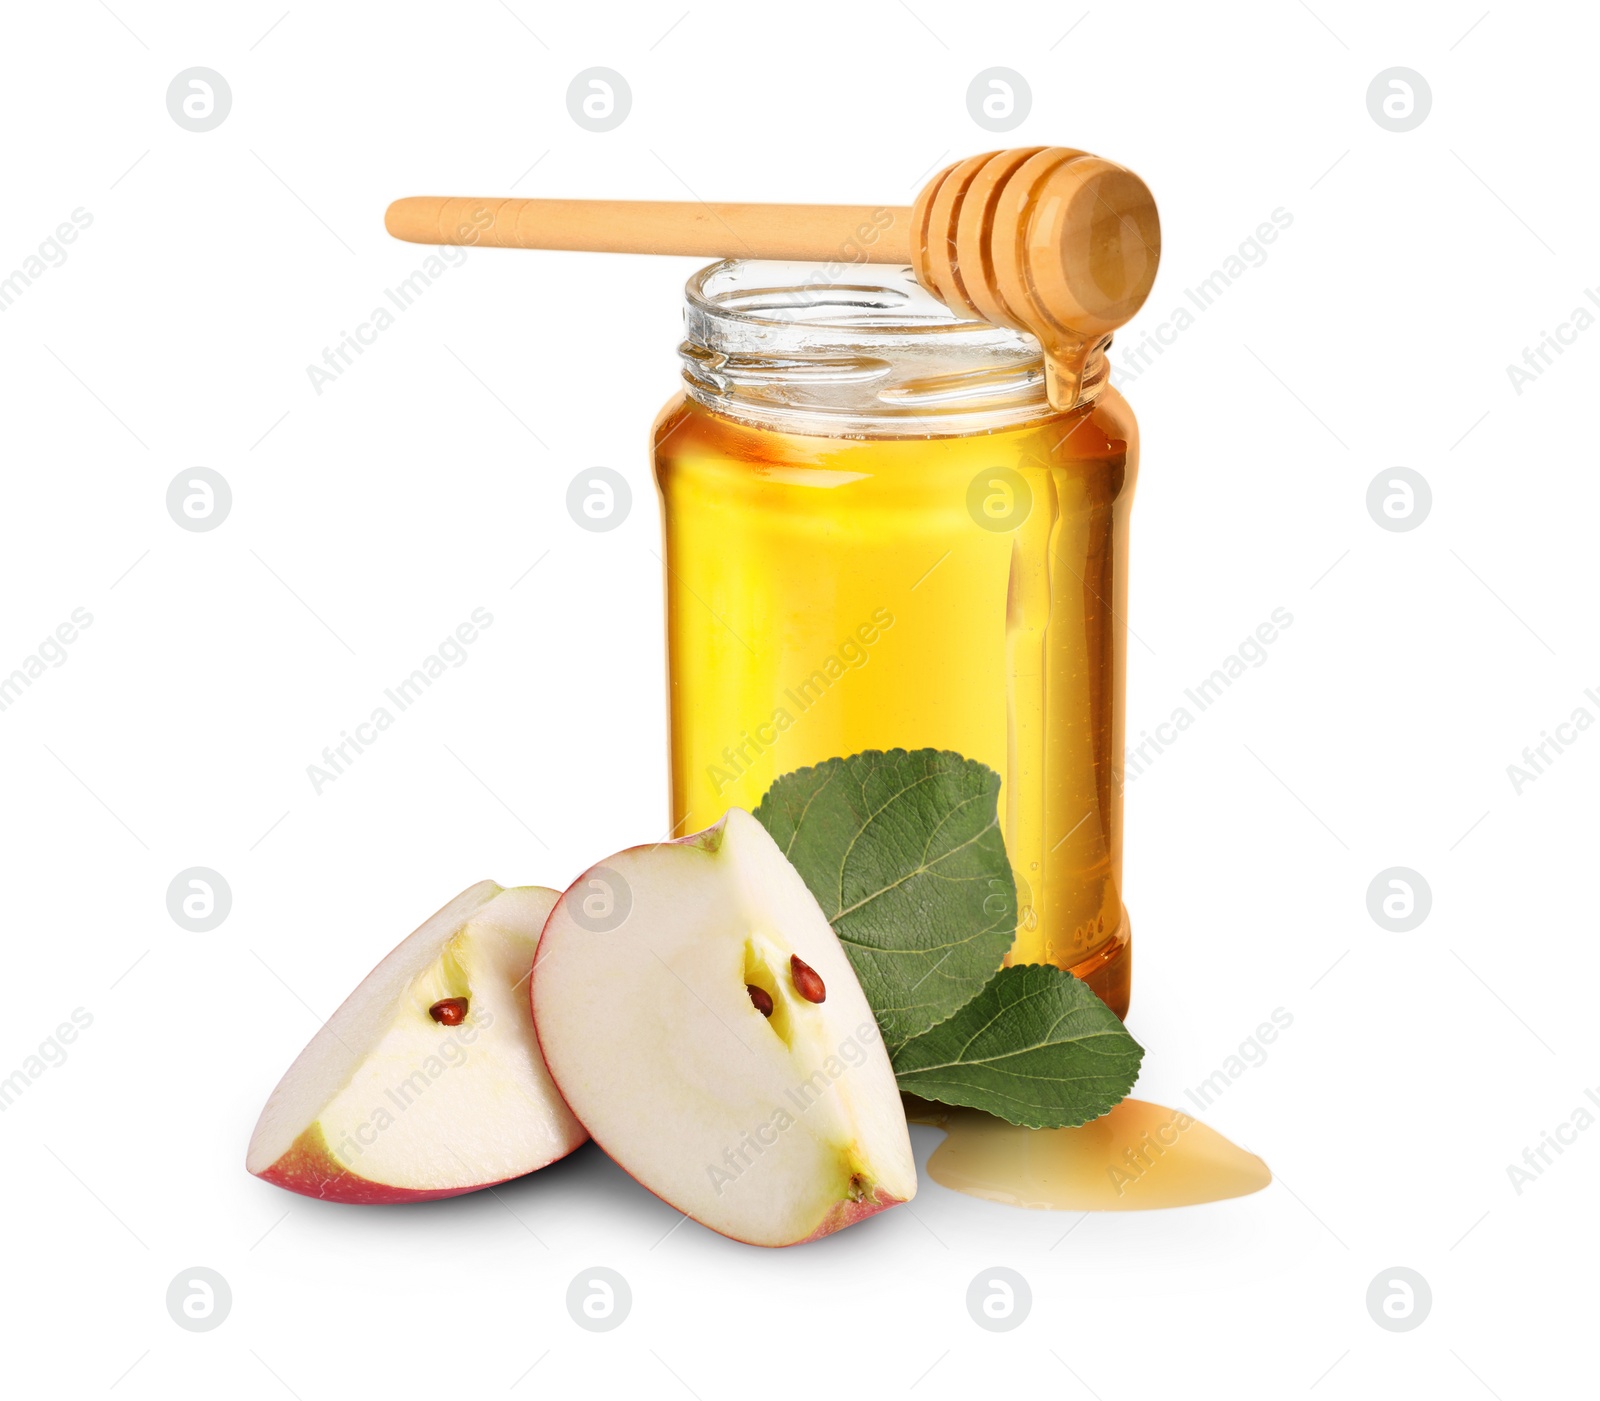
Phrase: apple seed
[
  {"left": 790, "top": 954, "right": 826, "bottom": 1004},
  {"left": 747, "top": 984, "right": 774, "bottom": 1017},
  {"left": 429, "top": 997, "right": 469, "bottom": 1026}
]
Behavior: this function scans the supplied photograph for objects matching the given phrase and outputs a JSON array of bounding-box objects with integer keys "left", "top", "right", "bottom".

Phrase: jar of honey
[{"left": 653, "top": 260, "right": 1137, "bottom": 1016}]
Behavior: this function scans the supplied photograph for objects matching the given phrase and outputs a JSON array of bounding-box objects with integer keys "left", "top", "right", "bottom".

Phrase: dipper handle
[
  {"left": 386, "top": 148, "right": 1160, "bottom": 409},
  {"left": 385, "top": 196, "right": 914, "bottom": 263}
]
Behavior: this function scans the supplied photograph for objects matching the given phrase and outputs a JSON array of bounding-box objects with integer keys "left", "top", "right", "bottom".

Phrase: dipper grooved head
[{"left": 911, "top": 147, "right": 1161, "bottom": 405}]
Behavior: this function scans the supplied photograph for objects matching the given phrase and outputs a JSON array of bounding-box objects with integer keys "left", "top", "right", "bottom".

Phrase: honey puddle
[{"left": 909, "top": 1099, "right": 1270, "bottom": 1211}]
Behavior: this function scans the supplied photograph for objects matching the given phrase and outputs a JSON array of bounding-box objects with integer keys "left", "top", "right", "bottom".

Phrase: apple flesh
[
  {"left": 247, "top": 883, "right": 586, "bottom": 1203},
  {"left": 531, "top": 809, "right": 916, "bottom": 1246}
]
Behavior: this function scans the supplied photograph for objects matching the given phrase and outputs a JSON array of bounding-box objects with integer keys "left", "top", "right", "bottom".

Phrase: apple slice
[
  {"left": 247, "top": 882, "right": 585, "bottom": 1203},
  {"left": 531, "top": 808, "right": 916, "bottom": 1246}
]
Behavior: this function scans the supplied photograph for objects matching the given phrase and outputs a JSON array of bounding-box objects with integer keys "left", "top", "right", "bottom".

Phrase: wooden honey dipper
[{"left": 386, "top": 147, "right": 1160, "bottom": 408}]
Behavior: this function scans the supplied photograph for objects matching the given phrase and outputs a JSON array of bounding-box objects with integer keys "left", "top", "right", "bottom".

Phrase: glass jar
[{"left": 652, "top": 260, "right": 1137, "bottom": 1017}]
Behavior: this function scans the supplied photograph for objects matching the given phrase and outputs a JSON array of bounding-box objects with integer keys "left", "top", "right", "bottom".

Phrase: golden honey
[
  {"left": 654, "top": 262, "right": 1137, "bottom": 1014},
  {"left": 908, "top": 1100, "right": 1271, "bottom": 1211}
]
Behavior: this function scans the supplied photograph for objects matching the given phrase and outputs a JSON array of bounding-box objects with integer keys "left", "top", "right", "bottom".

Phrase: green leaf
[
  {"left": 890, "top": 965, "right": 1144, "bottom": 1129},
  {"left": 753, "top": 749, "right": 1017, "bottom": 1043}
]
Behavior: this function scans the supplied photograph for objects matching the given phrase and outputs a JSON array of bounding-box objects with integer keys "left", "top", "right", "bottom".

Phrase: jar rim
[
  {"left": 679, "top": 260, "right": 1097, "bottom": 436},
  {"left": 685, "top": 259, "right": 1030, "bottom": 346}
]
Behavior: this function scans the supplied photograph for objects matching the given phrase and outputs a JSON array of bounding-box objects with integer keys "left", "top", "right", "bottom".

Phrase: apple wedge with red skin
[
  {"left": 531, "top": 808, "right": 917, "bottom": 1246},
  {"left": 247, "top": 882, "right": 586, "bottom": 1203}
]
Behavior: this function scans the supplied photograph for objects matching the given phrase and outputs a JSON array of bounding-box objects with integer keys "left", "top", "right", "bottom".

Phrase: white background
[{"left": 2, "top": 1, "right": 1595, "bottom": 1397}]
